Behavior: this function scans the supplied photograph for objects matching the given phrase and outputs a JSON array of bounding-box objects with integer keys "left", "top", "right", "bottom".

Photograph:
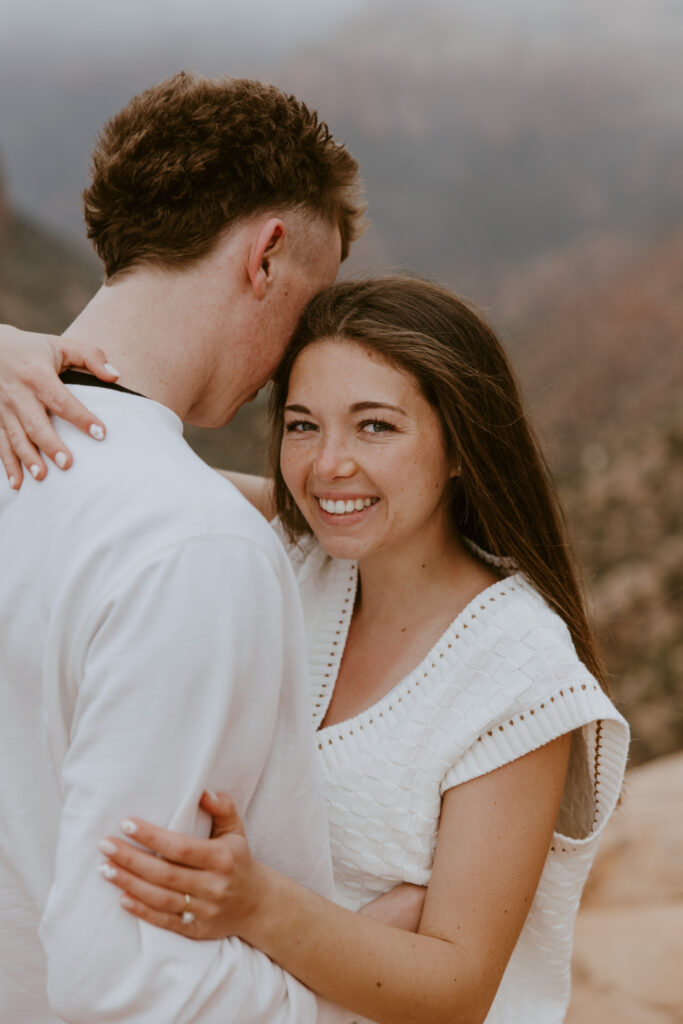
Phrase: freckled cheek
[{"left": 281, "top": 449, "right": 313, "bottom": 501}]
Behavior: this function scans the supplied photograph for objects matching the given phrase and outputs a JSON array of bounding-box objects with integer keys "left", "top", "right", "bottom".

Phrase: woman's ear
[{"left": 247, "top": 218, "right": 287, "bottom": 299}]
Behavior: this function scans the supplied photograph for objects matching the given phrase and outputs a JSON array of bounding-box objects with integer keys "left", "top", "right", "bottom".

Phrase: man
[{"left": 0, "top": 71, "right": 362, "bottom": 1022}]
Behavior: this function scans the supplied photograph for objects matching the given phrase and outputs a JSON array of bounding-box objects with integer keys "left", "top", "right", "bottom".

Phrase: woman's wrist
[{"left": 237, "top": 862, "right": 308, "bottom": 950}]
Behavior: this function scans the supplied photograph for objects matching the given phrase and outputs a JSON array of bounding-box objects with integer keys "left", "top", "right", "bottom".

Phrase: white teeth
[{"left": 318, "top": 497, "right": 378, "bottom": 515}]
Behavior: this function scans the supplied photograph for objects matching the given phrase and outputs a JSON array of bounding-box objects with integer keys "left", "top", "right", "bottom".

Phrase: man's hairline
[{"left": 103, "top": 204, "right": 345, "bottom": 285}]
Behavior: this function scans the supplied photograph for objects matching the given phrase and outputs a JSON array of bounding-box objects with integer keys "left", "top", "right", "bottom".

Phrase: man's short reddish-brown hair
[{"left": 83, "top": 71, "right": 364, "bottom": 279}]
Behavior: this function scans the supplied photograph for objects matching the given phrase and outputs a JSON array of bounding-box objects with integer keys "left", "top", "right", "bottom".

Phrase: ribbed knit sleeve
[{"left": 440, "top": 594, "right": 628, "bottom": 846}]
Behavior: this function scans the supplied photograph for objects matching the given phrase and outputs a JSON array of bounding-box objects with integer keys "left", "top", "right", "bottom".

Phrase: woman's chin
[
  {"left": 308, "top": 521, "right": 372, "bottom": 562},
  {"left": 318, "top": 538, "right": 364, "bottom": 561}
]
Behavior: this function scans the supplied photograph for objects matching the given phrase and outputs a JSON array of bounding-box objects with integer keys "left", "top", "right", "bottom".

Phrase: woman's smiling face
[{"left": 280, "top": 337, "right": 457, "bottom": 563}]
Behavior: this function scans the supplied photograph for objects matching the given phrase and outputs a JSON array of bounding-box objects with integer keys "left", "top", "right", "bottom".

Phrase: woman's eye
[
  {"left": 285, "top": 420, "right": 317, "bottom": 433},
  {"left": 360, "top": 419, "right": 396, "bottom": 434}
]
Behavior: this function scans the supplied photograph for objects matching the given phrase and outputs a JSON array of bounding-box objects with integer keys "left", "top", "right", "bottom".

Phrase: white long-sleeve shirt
[{"left": 0, "top": 385, "right": 350, "bottom": 1024}]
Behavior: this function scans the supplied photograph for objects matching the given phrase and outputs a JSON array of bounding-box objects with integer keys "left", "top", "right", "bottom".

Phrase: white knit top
[{"left": 276, "top": 526, "right": 629, "bottom": 1024}]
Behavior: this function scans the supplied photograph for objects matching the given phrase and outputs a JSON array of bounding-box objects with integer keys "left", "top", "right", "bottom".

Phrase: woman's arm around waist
[{"left": 99, "top": 734, "right": 571, "bottom": 1024}]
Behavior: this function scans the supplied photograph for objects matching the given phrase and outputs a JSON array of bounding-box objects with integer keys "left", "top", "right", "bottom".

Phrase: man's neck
[{"left": 62, "top": 264, "right": 234, "bottom": 423}]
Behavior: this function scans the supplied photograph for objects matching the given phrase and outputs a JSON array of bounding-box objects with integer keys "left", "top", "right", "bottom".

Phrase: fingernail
[
  {"left": 104, "top": 363, "right": 121, "bottom": 377},
  {"left": 8, "top": 476, "right": 16, "bottom": 489},
  {"left": 55, "top": 452, "right": 68, "bottom": 469},
  {"left": 206, "top": 789, "right": 218, "bottom": 801},
  {"left": 98, "top": 863, "right": 117, "bottom": 880},
  {"left": 99, "top": 838, "right": 117, "bottom": 855},
  {"left": 120, "top": 819, "right": 138, "bottom": 836},
  {"left": 29, "top": 465, "right": 40, "bottom": 479},
  {"left": 120, "top": 895, "right": 135, "bottom": 909},
  {"left": 89, "top": 424, "right": 105, "bottom": 441}
]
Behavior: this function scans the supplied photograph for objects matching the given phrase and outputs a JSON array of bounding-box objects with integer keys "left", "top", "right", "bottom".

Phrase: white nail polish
[
  {"left": 8, "top": 476, "right": 16, "bottom": 490},
  {"left": 89, "top": 424, "right": 105, "bottom": 441},
  {"left": 120, "top": 819, "right": 138, "bottom": 836},
  {"left": 98, "top": 863, "right": 117, "bottom": 880},
  {"left": 29, "top": 465, "right": 40, "bottom": 479},
  {"left": 99, "top": 838, "right": 117, "bottom": 855},
  {"left": 104, "top": 363, "right": 121, "bottom": 377},
  {"left": 55, "top": 452, "right": 68, "bottom": 469}
]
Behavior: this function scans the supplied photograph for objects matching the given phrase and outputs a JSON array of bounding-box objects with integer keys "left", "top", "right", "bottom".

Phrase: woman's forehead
[{"left": 289, "top": 336, "right": 417, "bottom": 390}]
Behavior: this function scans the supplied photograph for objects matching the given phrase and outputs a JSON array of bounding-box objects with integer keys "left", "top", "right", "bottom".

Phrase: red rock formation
[{"left": 567, "top": 752, "right": 683, "bottom": 1023}]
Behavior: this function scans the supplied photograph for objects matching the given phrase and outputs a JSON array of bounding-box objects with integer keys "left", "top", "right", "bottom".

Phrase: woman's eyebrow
[
  {"left": 284, "top": 401, "right": 408, "bottom": 415},
  {"left": 284, "top": 404, "right": 312, "bottom": 414},
  {"left": 350, "top": 401, "right": 407, "bottom": 415}
]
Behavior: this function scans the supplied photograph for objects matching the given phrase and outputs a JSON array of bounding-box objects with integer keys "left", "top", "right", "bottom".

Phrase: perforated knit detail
[{"left": 272, "top": 523, "right": 630, "bottom": 1024}]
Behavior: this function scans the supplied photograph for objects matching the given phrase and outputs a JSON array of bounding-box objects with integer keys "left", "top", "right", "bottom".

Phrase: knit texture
[{"left": 277, "top": 525, "right": 629, "bottom": 1024}]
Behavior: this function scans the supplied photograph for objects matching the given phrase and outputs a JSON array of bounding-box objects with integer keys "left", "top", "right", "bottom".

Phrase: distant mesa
[
  {"left": 0, "top": 156, "right": 10, "bottom": 234},
  {"left": 0, "top": 154, "right": 99, "bottom": 333}
]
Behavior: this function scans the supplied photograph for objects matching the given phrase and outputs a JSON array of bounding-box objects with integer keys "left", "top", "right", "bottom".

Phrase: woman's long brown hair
[{"left": 269, "top": 276, "right": 610, "bottom": 694}]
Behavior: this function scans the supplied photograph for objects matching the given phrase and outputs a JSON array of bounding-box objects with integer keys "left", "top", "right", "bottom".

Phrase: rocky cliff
[{"left": 567, "top": 751, "right": 683, "bottom": 1024}]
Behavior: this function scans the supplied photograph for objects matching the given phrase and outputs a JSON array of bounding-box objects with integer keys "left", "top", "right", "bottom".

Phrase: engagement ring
[{"left": 181, "top": 892, "right": 195, "bottom": 925}]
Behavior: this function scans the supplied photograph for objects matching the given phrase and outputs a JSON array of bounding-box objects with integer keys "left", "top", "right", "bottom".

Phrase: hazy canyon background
[
  {"left": 2, "top": 1, "right": 682, "bottom": 1018},
  {"left": 1, "top": 0, "right": 681, "bottom": 766}
]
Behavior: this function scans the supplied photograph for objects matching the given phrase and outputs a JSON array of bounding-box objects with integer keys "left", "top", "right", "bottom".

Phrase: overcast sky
[
  {"left": 1, "top": 0, "right": 680, "bottom": 240},
  {"left": 0, "top": 0, "right": 366, "bottom": 227},
  {"left": 0, "top": 0, "right": 363, "bottom": 67},
  {"left": 1, "top": 0, "right": 674, "bottom": 78}
]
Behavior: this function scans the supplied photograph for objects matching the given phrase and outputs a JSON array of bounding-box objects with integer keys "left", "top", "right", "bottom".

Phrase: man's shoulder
[{"left": 55, "top": 392, "right": 280, "bottom": 556}]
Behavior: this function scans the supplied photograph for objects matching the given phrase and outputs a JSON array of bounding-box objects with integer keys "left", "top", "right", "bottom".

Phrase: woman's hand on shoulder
[
  {"left": 0, "top": 324, "right": 115, "bottom": 488},
  {"left": 97, "top": 790, "right": 273, "bottom": 941}
]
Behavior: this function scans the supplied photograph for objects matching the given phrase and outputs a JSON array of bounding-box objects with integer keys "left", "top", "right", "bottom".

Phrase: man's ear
[{"left": 247, "top": 218, "right": 287, "bottom": 299}]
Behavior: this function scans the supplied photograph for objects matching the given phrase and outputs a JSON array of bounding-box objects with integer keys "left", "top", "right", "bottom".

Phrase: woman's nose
[{"left": 314, "top": 440, "right": 356, "bottom": 480}]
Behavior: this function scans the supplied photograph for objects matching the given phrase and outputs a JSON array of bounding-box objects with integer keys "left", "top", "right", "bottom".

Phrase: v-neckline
[{"left": 312, "top": 561, "right": 522, "bottom": 736}]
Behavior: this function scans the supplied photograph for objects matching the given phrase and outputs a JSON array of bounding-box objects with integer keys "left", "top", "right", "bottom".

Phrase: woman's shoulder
[
  {"left": 467, "top": 571, "right": 575, "bottom": 657},
  {"left": 461, "top": 540, "right": 578, "bottom": 659},
  {"left": 432, "top": 572, "right": 624, "bottom": 741}
]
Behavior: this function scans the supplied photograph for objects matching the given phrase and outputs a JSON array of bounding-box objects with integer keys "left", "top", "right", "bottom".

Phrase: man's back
[{"left": 0, "top": 384, "right": 336, "bottom": 1023}]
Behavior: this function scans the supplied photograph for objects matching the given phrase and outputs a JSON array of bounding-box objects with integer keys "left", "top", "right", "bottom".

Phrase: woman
[{"left": 0, "top": 278, "right": 628, "bottom": 1023}]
